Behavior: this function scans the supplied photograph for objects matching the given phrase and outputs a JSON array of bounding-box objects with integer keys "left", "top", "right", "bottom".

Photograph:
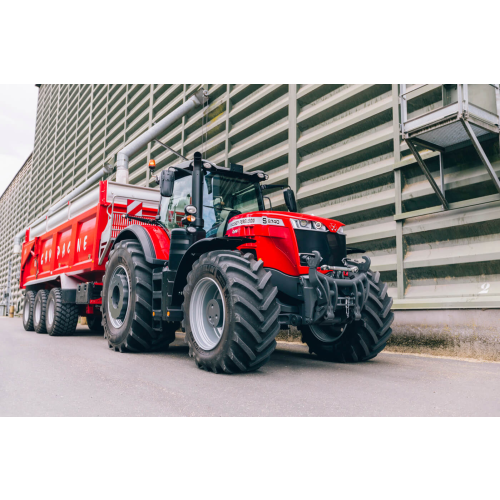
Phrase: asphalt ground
[{"left": 1, "top": 317, "right": 499, "bottom": 417}]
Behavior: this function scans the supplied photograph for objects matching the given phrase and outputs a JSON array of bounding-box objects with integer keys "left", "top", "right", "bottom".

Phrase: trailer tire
[
  {"left": 46, "top": 288, "right": 79, "bottom": 336},
  {"left": 87, "top": 313, "right": 104, "bottom": 334},
  {"left": 102, "top": 240, "right": 160, "bottom": 353},
  {"left": 23, "top": 291, "right": 36, "bottom": 331},
  {"left": 183, "top": 251, "right": 280, "bottom": 374},
  {"left": 301, "top": 270, "right": 394, "bottom": 362},
  {"left": 33, "top": 290, "right": 49, "bottom": 334}
]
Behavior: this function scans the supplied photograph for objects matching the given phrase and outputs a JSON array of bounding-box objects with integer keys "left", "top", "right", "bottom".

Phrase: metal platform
[{"left": 400, "top": 84, "right": 500, "bottom": 209}]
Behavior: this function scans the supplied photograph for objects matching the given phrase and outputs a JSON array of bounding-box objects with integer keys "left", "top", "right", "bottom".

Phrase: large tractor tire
[
  {"left": 33, "top": 290, "right": 49, "bottom": 334},
  {"left": 183, "top": 250, "right": 280, "bottom": 374},
  {"left": 102, "top": 239, "right": 165, "bottom": 353},
  {"left": 23, "top": 291, "right": 36, "bottom": 331},
  {"left": 301, "top": 270, "right": 394, "bottom": 362},
  {"left": 46, "top": 288, "right": 79, "bottom": 336}
]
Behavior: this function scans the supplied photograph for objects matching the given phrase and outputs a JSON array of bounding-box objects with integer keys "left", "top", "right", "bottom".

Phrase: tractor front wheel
[
  {"left": 301, "top": 270, "right": 394, "bottom": 362},
  {"left": 102, "top": 239, "right": 167, "bottom": 353},
  {"left": 183, "top": 251, "right": 280, "bottom": 374}
]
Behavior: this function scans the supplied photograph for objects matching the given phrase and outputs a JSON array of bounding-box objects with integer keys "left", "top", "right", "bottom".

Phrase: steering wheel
[{"left": 216, "top": 210, "right": 242, "bottom": 237}]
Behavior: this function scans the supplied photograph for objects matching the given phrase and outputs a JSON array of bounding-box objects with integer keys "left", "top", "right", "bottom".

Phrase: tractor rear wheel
[
  {"left": 46, "top": 288, "right": 79, "bottom": 336},
  {"left": 301, "top": 270, "right": 394, "bottom": 362},
  {"left": 102, "top": 240, "right": 165, "bottom": 353},
  {"left": 183, "top": 250, "right": 280, "bottom": 374},
  {"left": 23, "top": 291, "right": 36, "bottom": 331},
  {"left": 34, "top": 290, "right": 49, "bottom": 334}
]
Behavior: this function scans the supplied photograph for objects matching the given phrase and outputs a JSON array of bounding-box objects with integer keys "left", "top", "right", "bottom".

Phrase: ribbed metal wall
[
  {"left": 0, "top": 155, "right": 32, "bottom": 313},
  {"left": 3, "top": 84, "right": 500, "bottom": 311}
]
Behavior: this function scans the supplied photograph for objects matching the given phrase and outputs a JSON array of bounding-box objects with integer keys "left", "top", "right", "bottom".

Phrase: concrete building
[{"left": 2, "top": 85, "right": 500, "bottom": 346}]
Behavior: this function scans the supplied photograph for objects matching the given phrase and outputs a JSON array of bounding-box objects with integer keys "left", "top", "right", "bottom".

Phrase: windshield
[{"left": 159, "top": 172, "right": 264, "bottom": 236}]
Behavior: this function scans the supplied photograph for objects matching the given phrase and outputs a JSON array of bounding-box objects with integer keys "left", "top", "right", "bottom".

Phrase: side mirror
[
  {"left": 160, "top": 169, "right": 175, "bottom": 197},
  {"left": 283, "top": 189, "right": 298, "bottom": 213}
]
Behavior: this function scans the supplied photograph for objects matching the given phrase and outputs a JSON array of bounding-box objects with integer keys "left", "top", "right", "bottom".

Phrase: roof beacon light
[{"left": 149, "top": 159, "right": 156, "bottom": 173}]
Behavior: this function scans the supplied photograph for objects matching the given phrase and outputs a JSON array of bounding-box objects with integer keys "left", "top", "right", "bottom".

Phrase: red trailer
[{"left": 20, "top": 180, "right": 167, "bottom": 335}]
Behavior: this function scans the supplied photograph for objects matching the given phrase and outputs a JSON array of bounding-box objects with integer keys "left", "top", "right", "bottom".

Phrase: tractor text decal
[{"left": 227, "top": 217, "right": 285, "bottom": 230}]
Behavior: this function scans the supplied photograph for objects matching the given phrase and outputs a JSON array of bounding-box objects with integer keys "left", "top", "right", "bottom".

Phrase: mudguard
[{"left": 113, "top": 225, "right": 166, "bottom": 267}]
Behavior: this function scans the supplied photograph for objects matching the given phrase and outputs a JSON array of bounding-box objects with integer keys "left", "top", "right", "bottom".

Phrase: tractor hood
[{"left": 227, "top": 211, "right": 345, "bottom": 233}]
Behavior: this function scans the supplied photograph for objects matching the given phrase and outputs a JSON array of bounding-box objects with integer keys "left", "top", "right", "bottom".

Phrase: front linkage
[{"left": 291, "top": 251, "right": 371, "bottom": 327}]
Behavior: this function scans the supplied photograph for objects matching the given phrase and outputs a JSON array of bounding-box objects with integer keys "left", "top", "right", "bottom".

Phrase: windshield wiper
[{"left": 204, "top": 205, "right": 234, "bottom": 212}]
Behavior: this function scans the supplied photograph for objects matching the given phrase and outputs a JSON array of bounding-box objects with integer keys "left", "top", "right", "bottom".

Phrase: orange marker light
[
  {"left": 187, "top": 215, "right": 196, "bottom": 223},
  {"left": 149, "top": 159, "right": 156, "bottom": 169}
]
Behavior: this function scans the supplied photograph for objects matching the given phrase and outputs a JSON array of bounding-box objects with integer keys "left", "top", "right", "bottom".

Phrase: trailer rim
[
  {"left": 47, "top": 298, "right": 55, "bottom": 326},
  {"left": 35, "top": 298, "right": 43, "bottom": 325},
  {"left": 23, "top": 301, "right": 30, "bottom": 323}
]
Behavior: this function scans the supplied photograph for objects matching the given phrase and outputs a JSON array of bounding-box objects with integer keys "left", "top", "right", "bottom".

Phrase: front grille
[{"left": 295, "top": 230, "right": 346, "bottom": 267}]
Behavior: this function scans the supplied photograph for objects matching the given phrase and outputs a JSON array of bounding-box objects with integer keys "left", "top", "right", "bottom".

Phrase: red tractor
[
  {"left": 148, "top": 153, "right": 393, "bottom": 372},
  {"left": 18, "top": 92, "right": 393, "bottom": 374}
]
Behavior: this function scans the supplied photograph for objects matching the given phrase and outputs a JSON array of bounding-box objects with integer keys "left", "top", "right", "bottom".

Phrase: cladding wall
[
  {"left": 3, "top": 84, "right": 500, "bottom": 311},
  {"left": 0, "top": 155, "right": 32, "bottom": 313}
]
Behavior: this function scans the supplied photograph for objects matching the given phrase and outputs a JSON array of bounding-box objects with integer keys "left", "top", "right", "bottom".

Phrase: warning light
[
  {"left": 149, "top": 159, "right": 156, "bottom": 171},
  {"left": 186, "top": 215, "right": 196, "bottom": 223}
]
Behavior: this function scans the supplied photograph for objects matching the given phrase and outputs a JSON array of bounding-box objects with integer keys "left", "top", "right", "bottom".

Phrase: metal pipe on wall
[
  {"left": 13, "top": 164, "right": 113, "bottom": 253},
  {"left": 115, "top": 89, "right": 208, "bottom": 184}
]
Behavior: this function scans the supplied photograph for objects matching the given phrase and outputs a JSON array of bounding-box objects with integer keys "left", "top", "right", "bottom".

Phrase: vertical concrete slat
[
  {"left": 288, "top": 84, "right": 298, "bottom": 198},
  {"left": 393, "top": 84, "right": 405, "bottom": 300}
]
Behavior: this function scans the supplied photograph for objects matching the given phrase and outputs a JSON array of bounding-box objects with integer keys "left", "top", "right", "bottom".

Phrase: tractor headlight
[
  {"left": 185, "top": 205, "right": 197, "bottom": 215},
  {"left": 291, "top": 219, "right": 328, "bottom": 231},
  {"left": 337, "top": 226, "right": 344, "bottom": 234}
]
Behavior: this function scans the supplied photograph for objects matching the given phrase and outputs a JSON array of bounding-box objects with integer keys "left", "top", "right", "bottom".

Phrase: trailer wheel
[
  {"left": 33, "top": 290, "right": 49, "bottom": 334},
  {"left": 102, "top": 240, "right": 160, "bottom": 352},
  {"left": 87, "top": 313, "right": 104, "bottom": 334},
  {"left": 301, "top": 270, "right": 394, "bottom": 362},
  {"left": 46, "top": 288, "right": 79, "bottom": 336},
  {"left": 23, "top": 291, "right": 36, "bottom": 331},
  {"left": 183, "top": 251, "right": 280, "bottom": 374}
]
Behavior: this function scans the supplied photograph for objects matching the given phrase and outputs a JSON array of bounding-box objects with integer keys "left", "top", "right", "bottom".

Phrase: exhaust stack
[{"left": 116, "top": 89, "right": 208, "bottom": 184}]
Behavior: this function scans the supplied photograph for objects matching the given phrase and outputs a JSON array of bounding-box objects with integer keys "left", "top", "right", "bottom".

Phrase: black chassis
[{"left": 270, "top": 252, "right": 371, "bottom": 329}]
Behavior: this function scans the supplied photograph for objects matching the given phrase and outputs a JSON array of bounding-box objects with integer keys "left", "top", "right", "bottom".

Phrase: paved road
[{"left": 1, "top": 318, "right": 499, "bottom": 416}]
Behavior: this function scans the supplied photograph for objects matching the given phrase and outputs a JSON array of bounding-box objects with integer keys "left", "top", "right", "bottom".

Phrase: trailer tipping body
[{"left": 20, "top": 181, "right": 164, "bottom": 291}]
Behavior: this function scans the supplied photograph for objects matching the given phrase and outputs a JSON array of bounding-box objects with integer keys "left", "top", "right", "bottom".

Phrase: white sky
[{"left": 0, "top": 84, "right": 38, "bottom": 197}]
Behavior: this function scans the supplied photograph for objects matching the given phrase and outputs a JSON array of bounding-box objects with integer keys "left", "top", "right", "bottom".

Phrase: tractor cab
[{"left": 156, "top": 159, "right": 268, "bottom": 239}]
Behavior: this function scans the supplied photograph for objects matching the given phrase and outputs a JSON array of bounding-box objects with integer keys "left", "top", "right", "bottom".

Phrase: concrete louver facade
[
  {"left": 0, "top": 154, "right": 32, "bottom": 314},
  {"left": 2, "top": 84, "right": 500, "bottom": 316}
]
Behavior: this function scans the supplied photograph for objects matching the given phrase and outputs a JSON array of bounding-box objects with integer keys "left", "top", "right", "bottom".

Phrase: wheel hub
[
  {"left": 206, "top": 299, "right": 222, "bottom": 328},
  {"left": 108, "top": 265, "right": 130, "bottom": 328},
  {"left": 190, "top": 277, "right": 225, "bottom": 351}
]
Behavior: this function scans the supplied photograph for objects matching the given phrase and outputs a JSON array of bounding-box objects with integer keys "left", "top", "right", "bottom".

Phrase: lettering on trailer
[
  {"left": 127, "top": 199, "right": 143, "bottom": 217},
  {"left": 227, "top": 216, "right": 285, "bottom": 230}
]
